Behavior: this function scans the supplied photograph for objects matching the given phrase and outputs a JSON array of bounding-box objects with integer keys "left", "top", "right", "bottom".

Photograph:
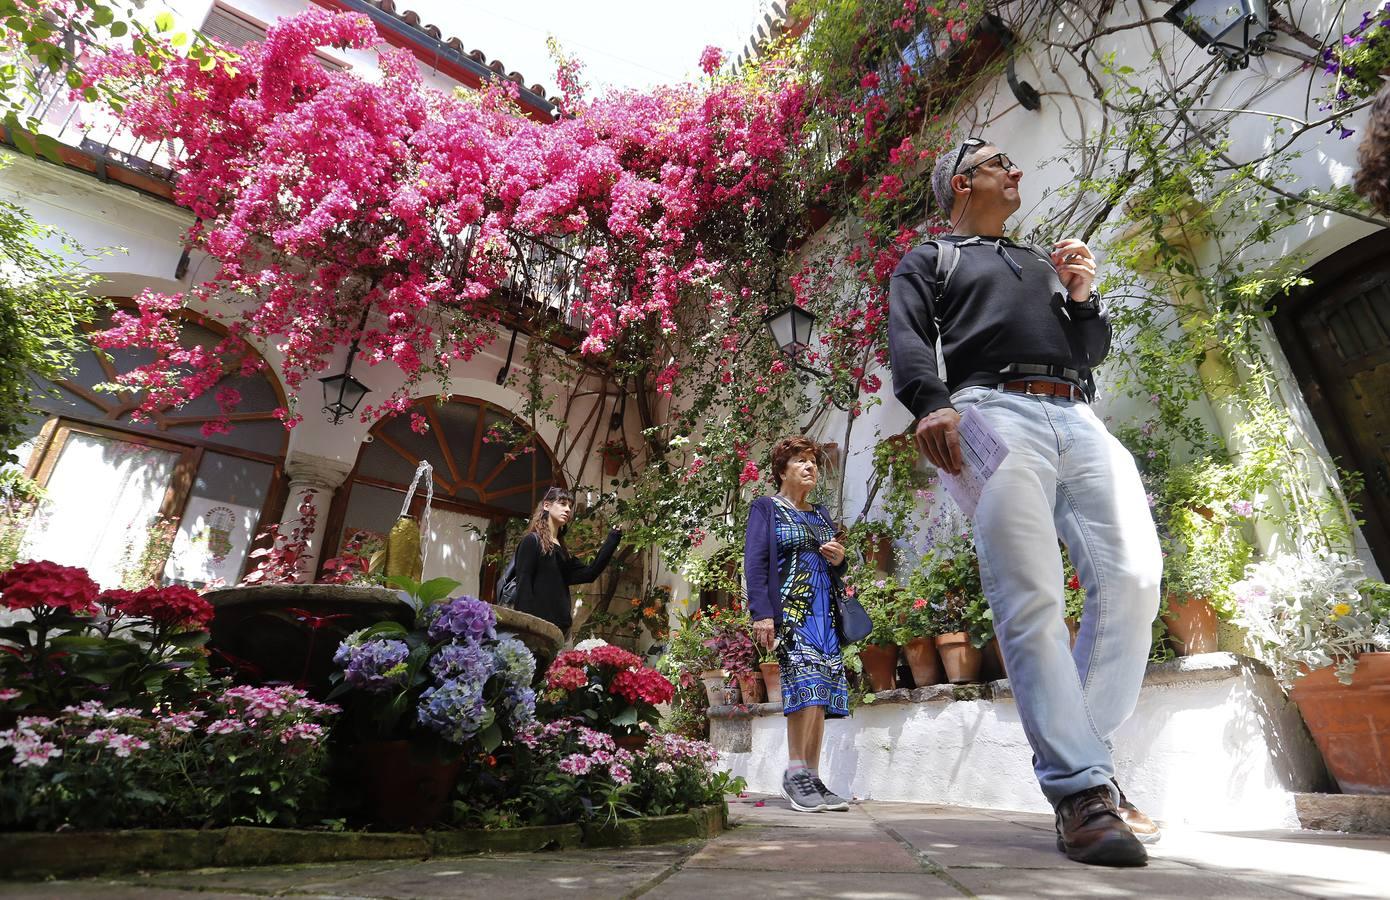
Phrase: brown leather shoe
[
  {"left": 1114, "top": 781, "right": 1161, "bottom": 844},
  {"left": 1054, "top": 786, "right": 1148, "bottom": 867}
]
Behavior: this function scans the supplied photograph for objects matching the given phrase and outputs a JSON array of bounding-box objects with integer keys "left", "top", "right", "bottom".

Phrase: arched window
[
  {"left": 325, "top": 396, "right": 560, "bottom": 597},
  {"left": 15, "top": 309, "right": 288, "bottom": 589}
]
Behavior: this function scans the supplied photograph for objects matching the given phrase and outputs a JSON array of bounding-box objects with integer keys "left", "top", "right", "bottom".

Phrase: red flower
[
  {"left": 1067, "top": 574, "right": 1082, "bottom": 592},
  {"left": 546, "top": 665, "right": 589, "bottom": 692},
  {"left": 586, "top": 644, "right": 642, "bottom": 670},
  {"left": 106, "top": 585, "right": 215, "bottom": 629},
  {"left": 0, "top": 561, "right": 100, "bottom": 614},
  {"left": 610, "top": 667, "right": 675, "bottom": 705}
]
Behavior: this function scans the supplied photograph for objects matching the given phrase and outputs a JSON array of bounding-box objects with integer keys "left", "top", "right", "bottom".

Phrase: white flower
[{"left": 575, "top": 638, "right": 610, "bottom": 652}]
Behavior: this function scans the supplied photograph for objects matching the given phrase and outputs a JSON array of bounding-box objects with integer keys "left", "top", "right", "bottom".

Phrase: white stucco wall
[{"left": 717, "top": 654, "right": 1328, "bottom": 830}]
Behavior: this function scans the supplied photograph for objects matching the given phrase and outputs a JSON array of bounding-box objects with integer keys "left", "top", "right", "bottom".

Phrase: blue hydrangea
[
  {"left": 492, "top": 636, "right": 536, "bottom": 688},
  {"left": 426, "top": 597, "right": 496, "bottom": 643},
  {"left": 506, "top": 686, "right": 536, "bottom": 729},
  {"left": 416, "top": 677, "right": 490, "bottom": 744},
  {"left": 429, "top": 640, "right": 496, "bottom": 684},
  {"left": 335, "top": 638, "right": 409, "bottom": 693}
]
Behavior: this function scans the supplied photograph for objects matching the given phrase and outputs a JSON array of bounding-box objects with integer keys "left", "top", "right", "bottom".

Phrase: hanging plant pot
[
  {"left": 858, "top": 643, "right": 900, "bottom": 691},
  {"left": 760, "top": 661, "right": 782, "bottom": 703},
  {"left": 1290, "top": 653, "right": 1390, "bottom": 794},
  {"left": 866, "top": 536, "right": 894, "bottom": 572},
  {"left": 1162, "top": 596, "right": 1219, "bottom": 656},
  {"left": 735, "top": 670, "right": 766, "bottom": 704},
  {"left": 357, "top": 741, "right": 463, "bottom": 829},
  {"left": 601, "top": 454, "right": 624, "bottom": 476},
  {"left": 935, "top": 632, "right": 984, "bottom": 684},
  {"left": 903, "top": 636, "right": 944, "bottom": 687},
  {"left": 700, "top": 669, "right": 728, "bottom": 706}
]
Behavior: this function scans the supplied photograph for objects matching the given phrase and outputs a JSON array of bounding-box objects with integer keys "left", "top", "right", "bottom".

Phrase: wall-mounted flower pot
[
  {"left": 1290, "top": 652, "right": 1390, "bottom": 794},
  {"left": 700, "top": 669, "right": 728, "bottom": 706},
  {"left": 934, "top": 631, "right": 983, "bottom": 684},
  {"left": 759, "top": 661, "right": 782, "bottom": 703},
  {"left": 858, "top": 643, "right": 900, "bottom": 692},
  {"left": 866, "top": 536, "right": 894, "bottom": 572},
  {"left": 903, "top": 636, "right": 944, "bottom": 687},
  {"left": 735, "top": 670, "right": 766, "bottom": 704},
  {"left": 1162, "top": 596, "right": 1219, "bottom": 656},
  {"left": 601, "top": 454, "right": 624, "bottom": 476}
]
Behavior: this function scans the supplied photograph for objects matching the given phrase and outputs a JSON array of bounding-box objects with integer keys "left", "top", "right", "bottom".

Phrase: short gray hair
[{"left": 931, "top": 140, "right": 992, "bottom": 218}]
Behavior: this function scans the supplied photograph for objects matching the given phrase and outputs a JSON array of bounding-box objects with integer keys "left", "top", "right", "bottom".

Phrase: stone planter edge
[{"left": 0, "top": 804, "right": 728, "bottom": 880}]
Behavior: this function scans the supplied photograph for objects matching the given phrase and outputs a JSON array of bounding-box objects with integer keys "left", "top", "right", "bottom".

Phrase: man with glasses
[{"left": 888, "top": 140, "right": 1162, "bottom": 867}]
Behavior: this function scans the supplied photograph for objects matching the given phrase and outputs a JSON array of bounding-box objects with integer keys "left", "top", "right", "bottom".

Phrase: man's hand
[
  {"left": 1052, "top": 238, "right": 1097, "bottom": 301},
  {"left": 915, "top": 407, "right": 963, "bottom": 475},
  {"left": 818, "top": 540, "right": 846, "bottom": 566},
  {"left": 752, "top": 617, "right": 776, "bottom": 650}
]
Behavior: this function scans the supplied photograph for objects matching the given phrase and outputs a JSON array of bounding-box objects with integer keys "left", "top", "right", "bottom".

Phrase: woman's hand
[
  {"left": 819, "top": 540, "right": 846, "bottom": 566},
  {"left": 752, "top": 617, "right": 776, "bottom": 650}
]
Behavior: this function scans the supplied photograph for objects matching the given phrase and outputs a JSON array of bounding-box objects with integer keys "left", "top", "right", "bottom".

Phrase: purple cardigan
[{"left": 744, "top": 495, "right": 847, "bottom": 626}]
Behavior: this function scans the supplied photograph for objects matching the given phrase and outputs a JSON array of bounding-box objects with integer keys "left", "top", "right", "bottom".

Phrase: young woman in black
[{"left": 513, "top": 487, "right": 621, "bottom": 634}]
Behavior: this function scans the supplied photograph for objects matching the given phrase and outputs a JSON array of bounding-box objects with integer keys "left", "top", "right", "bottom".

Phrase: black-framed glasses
[
  {"left": 960, "top": 152, "right": 1017, "bottom": 177},
  {"left": 950, "top": 137, "right": 986, "bottom": 176}
]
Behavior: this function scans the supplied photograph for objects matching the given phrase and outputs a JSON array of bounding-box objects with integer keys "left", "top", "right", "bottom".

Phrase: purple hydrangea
[
  {"left": 426, "top": 597, "right": 496, "bottom": 642},
  {"left": 492, "top": 636, "right": 536, "bottom": 687},
  {"left": 507, "top": 686, "right": 536, "bottom": 728},
  {"left": 429, "top": 641, "right": 496, "bottom": 684},
  {"left": 416, "top": 677, "right": 489, "bottom": 744},
  {"left": 334, "top": 638, "right": 410, "bottom": 693}
]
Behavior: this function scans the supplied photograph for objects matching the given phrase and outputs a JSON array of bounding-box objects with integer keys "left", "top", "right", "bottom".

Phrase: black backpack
[{"left": 496, "top": 554, "right": 520, "bottom": 608}]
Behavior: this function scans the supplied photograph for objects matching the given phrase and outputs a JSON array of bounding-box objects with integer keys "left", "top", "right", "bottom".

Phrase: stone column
[{"left": 282, "top": 453, "right": 354, "bottom": 583}]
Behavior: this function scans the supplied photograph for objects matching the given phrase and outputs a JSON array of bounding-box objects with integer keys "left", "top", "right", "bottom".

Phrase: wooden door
[{"left": 1275, "top": 231, "right": 1390, "bottom": 573}]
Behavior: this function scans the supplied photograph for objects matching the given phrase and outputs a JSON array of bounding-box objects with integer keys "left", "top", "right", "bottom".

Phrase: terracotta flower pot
[
  {"left": 1162, "top": 596, "right": 1219, "bottom": 656},
  {"left": 984, "top": 637, "right": 1008, "bottom": 680},
  {"left": 759, "top": 661, "right": 782, "bottom": 703},
  {"left": 1290, "top": 652, "right": 1390, "bottom": 794},
  {"left": 700, "top": 669, "right": 728, "bottom": 706},
  {"left": 357, "top": 740, "right": 463, "bottom": 829},
  {"left": 602, "top": 454, "right": 623, "bottom": 476},
  {"left": 934, "top": 631, "right": 984, "bottom": 684},
  {"left": 735, "top": 670, "right": 766, "bottom": 704},
  {"left": 614, "top": 732, "right": 648, "bottom": 753},
  {"left": 859, "top": 643, "right": 900, "bottom": 691},
  {"left": 1064, "top": 617, "right": 1080, "bottom": 648},
  {"left": 903, "top": 636, "right": 944, "bottom": 687},
  {"left": 866, "top": 536, "right": 894, "bottom": 571}
]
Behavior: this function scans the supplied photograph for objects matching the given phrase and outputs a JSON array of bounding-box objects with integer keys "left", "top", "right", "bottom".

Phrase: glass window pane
[
  {"left": 22, "top": 432, "right": 180, "bottom": 589},
  {"left": 163, "top": 452, "right": 274, "bottom": 589}
]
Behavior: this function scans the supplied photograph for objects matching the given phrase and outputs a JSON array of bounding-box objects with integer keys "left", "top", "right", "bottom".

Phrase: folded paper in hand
[{"left": 939, "top": 406, "right": 1009, "bottom": 518}]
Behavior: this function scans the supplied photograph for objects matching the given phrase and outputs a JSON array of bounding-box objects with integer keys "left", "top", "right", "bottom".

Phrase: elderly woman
[{"left": 744, "top": 436, "right": 851, "bottom": 813}]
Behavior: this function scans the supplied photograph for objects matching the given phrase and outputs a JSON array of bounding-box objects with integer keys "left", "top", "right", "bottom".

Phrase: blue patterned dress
[{"left": 773, "top": 499, "right": 849, "bottom": 717}]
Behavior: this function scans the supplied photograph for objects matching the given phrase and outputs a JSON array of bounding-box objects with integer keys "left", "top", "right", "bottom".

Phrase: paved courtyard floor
[{"left": 3, "top": 794, "right": 1387, "bottom": 899}]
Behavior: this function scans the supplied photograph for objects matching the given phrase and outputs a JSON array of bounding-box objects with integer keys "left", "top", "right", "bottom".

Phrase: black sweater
[
  {"left": 888, "top": 236, "right": 1112, "bottom": 418},
  {"left": 513, "top": 529, "right": 621, "bottom": 633}
]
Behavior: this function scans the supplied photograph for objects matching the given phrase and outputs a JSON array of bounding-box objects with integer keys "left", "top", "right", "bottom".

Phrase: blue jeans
[{"left": 950, "top": 386, "right": 1162, "bottom": 806}]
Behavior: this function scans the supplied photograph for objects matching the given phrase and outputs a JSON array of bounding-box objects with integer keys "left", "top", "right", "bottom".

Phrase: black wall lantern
[
  {"left": 1165, "top": 0, "right": 1275, "bottom": 71},
  {"left": 764, "top": 303, "right": 818, "bottom": 359},
  {"left": 321, "top": 306, "right": 374, "bottom": 425}
]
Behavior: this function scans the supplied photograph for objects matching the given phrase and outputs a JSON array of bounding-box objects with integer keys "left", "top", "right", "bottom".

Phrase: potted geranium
[
  {"left": 329, "top": 575, "right": 538, "bottom": 828},
  {"left": 597, "top": 439, "right": 630, "bottom": 477},
  {"left": 538, "top": 640, "right": 674, "bottom": 749},
  {"left": 898, "top": 568, "right": 943, "bottom": 687},
  {"left": 922, "top": 535, "right": 986, "bottom": 684},
  {"left": 1063, "top": 548, "right": 1086, "bottom": 649},
  {"left": 850, "top": 575, "right": 902, "bottom": 692},
  {"left": 1233, "top": 553, "right": 1390, "bottom": 793}
]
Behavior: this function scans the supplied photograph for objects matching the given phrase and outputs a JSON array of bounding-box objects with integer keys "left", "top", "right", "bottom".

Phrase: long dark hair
[{"left": 523, "top": 486, "right": 573, "bottom": 555}]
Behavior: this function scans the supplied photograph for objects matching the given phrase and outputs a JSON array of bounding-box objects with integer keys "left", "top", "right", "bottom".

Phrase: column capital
[{"left": 284, "top": 453, "right": 354, "bottom": 490}]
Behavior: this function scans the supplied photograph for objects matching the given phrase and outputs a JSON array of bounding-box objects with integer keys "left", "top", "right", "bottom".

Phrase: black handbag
[{"left": 809, "top": 503, "right": 873, "bottom": 645}]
